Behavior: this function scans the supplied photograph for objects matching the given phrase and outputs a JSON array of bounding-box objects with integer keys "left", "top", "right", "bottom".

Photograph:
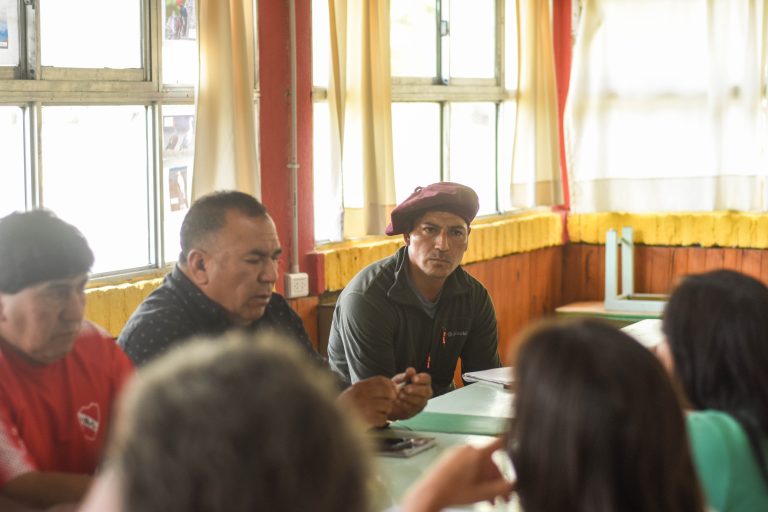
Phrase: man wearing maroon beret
[{"left": 328, "top": 182, "right": 501, "bottom": 418}]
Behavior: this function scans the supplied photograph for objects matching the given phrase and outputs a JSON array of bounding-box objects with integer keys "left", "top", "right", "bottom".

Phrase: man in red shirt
[{"left": 0, "top": 210, "right": 133, "bottom": 509}]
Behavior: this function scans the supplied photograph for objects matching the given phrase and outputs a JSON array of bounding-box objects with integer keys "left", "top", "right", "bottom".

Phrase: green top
[{"left": 687, "top": 410, "right": 768, "bottom": 512}]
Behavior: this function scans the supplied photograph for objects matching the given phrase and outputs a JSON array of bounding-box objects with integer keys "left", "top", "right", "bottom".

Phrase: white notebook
[
  {"left": 462, "top": 366, "right": 514, "bottom": 386},
  {"left": 621, "top": 319, "right": 664, "bottom": 348}
]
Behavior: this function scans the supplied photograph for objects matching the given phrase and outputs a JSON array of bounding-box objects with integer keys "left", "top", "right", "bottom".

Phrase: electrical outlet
[{"left": 284, "top": 272, "right": 309, "bottom": 298}]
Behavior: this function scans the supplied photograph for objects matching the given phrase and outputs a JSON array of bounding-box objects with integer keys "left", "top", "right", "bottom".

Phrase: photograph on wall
[{"left": 0, "top": 8, "right": 8, "bottom": 48}]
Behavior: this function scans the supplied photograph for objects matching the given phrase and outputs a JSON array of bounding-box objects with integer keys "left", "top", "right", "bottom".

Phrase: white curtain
[
  {"left": 565, "top": 0, "right": 768, "bottom": 213},
  {"left": 509, "top": 0, "right": 563, "bottom": 208},
  {"left": 192, "top": 0, "right": 260, "bottom": 199},
  {"left": 328, "top": 0, "right": 396, "bottom": 238}
]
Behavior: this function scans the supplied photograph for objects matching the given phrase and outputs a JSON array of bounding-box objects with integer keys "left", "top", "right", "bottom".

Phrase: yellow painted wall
[
  {"left": 85, "top": 277, "right": 163, "bottom": 337},
  {"left": 568, "top": 212, "right": 768, "bottom": 248}
]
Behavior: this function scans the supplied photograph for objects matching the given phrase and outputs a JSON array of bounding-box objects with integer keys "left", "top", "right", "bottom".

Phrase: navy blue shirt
[{"left": 118, "top": 265, "right": 318, "bottom": 367}]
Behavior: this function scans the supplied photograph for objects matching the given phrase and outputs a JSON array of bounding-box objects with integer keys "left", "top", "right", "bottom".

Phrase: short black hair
[
  {"left": 0, "top": 210, "right": 94, "bottom": 294},
  {"left": 179, "top": 191, "right": 268, "bottom": 262}
]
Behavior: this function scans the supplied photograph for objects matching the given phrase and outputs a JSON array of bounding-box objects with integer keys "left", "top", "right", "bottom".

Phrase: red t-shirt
[{"left": 0, "top": 321, "right": 134, "bottom": 486}]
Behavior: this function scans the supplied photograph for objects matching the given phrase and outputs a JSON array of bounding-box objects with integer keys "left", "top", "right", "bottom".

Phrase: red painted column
[{"left": 258, "top": 0, "right": 315, "bottom": 294}]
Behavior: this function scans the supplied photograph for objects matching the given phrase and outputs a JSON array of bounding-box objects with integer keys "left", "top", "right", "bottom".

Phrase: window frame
[
  {"left": 0, "top": 0, "right": 259, "bottom": 281},
  {"left": 311, "top": 0, "right": 518, "bottom": 242}
]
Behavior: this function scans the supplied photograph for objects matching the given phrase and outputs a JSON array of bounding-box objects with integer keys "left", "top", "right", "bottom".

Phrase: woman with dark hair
[
  {"left": 660, "top": 270, "right": 768, "bottom": 512},
  {"left": 404, "top": 318, "right": 705, "bottom": 512}
]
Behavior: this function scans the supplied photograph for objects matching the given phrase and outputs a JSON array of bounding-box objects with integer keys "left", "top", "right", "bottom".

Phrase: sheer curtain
[
  {"left": 565, "top": 0, "right": 768, "bottom": 213},
  {"left": 192, "top": 0, "right": 260, "bottom": 199},
  {"left": 509, "top": 0, "right": 563, "bottom": 208},
  {"left": 328, "top": 0, "right": 396, "bottom": 238}
]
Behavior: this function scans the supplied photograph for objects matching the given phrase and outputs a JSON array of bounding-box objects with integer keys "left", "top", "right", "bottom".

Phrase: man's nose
[
  {"left": 260, "top": 259, "right": 279, "bottom": 283},
  {"left": 434, "top": 230, "right": 449, "bottom": 250},
  {"left": 61, "top": 291, "right": 85, "bottom": 322}
]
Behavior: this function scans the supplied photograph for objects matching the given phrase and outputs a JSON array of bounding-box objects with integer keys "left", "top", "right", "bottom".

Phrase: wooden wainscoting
[
  {"left": 464, "top": 245, "right": 564, "bottom": 365},
  {"left": 562, "top": 244, "right": 768, "bottom": 304}
]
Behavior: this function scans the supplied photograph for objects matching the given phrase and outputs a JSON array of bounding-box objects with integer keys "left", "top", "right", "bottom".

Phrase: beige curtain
[
  {"left": 328, "top": 0, "right": 396, "bottom": 238},
  {"left": 565, "top": 0, "right": 768, "bottom": 213},
  {"left": 509, "top": 0, "right": 563, "bottom": 208},
  {"left": 192, "top": 0, "right": 260, "bottom": 199}
]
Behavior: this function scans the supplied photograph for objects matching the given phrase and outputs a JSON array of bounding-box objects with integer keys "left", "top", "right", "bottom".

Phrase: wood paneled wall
[
  {"left": 563, "top": 244, "right": 768, "bottom": 304},
  {"left": 456, "top": 246, "right": 564, "bottom": 365}
]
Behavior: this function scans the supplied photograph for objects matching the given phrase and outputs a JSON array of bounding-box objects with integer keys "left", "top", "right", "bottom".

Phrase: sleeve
[
  {"left": 686, "top": 412, "right": 732, "bottom": 511},
  {"left": 0, "top": 400, "right": 35, "bottom": 486},
  {"left": 117, "top": 312, "right": 196, "bottom": 367},
  {"left": 329, "top": 290, "right": 398, "bottom": 382},
  {"left": 460, "top": 286, "right": 501, "bottom": 374}
]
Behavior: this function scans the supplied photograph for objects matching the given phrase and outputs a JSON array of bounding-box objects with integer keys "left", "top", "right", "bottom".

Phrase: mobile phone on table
[{"left": 376, "top": 436, "right": 437, "bottom": 458}]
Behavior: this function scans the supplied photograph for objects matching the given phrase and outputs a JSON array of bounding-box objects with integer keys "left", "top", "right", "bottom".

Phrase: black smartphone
[{"left": 375, "top": 436, "right": 437, "bottom": 458}]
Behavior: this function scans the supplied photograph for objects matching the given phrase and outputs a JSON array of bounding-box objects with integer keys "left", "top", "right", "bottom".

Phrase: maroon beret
[{"left": 385, "top": 182, "right": 480, "bottom": 236}]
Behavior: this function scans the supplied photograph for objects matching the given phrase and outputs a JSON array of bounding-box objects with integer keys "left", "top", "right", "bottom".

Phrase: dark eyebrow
[
  {"left": 246, "top": 247, "right": 283, "bottom": 258},
  {"left": 421, "top": 221, "right": 466, "bottom": 230}
]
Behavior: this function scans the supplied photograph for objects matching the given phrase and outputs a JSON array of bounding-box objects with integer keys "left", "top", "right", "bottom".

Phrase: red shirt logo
[{"left": 77, "top": 403, "right": 101, "bottom": 442}]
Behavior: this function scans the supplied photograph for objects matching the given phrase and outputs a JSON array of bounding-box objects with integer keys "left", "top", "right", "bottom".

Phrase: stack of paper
[{"left": 462, "top": 366, "right": 514, "bottom": 386}]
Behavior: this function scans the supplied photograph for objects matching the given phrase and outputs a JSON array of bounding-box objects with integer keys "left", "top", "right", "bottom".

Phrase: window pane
[
  {"left": 497, "top": 101, "right": 517, "bottom": 211},
  {"left": 162, "top": 105, "right": 195, "bottom": 261},
  {"left": 0, "top": 107, "right": 25, "bottom": 217},
  {"left": 391, "top": 0, "right": 436, "bottom": 77},
  {"left": 392, "top": 103, "right": 440, "bottom": 202},
  {"left": 313, "top": 102, "right": 341, "bottom": 242},
  {"left": 41, "top": 106, "right": 151, "bottom": 273},
  {"left": 504, "top": 0, "right": 518, "bottom": 90},
  {"left": 163, "top": 0, "right": 198, "bottom": 85},
  {"left": 448, "top": 103, "right": 496, "bottom": 214},
  {"left": 39, "top": 0, "right": 141, "bottom": 68},
  {"left": 449, "top": 0, "right": 495, "bottom": 79},
  {"left": 0, "top": 1, "right": 20, "bottom": 67},
  {"left": 312, "top": 0, "right": 330, "bottom": 88}
]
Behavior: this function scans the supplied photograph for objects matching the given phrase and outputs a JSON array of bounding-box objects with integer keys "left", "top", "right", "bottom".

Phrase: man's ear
[
  {"left": 185, "top": 249, "right": 210, "bottom": 286},
  {"left": 403, "top": 234, "right": 410, "bottom": 245}
]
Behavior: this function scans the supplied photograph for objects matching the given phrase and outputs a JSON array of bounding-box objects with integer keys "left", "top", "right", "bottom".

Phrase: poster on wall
[
  {"left": 0, "top": 8, "right": 8, "bottom": 49},
  {"left": 0, "top": 0, "right": 19, "bottom": 65}
]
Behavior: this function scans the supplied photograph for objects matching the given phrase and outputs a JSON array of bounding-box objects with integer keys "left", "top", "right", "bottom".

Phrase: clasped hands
[{"left": 339, "top": 367, "right": 432, "bottom": 427}]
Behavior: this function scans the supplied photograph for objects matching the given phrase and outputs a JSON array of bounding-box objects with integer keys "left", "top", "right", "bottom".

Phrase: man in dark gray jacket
[{"left": 328, "top": 183, "right": 501, "bottom": 416}]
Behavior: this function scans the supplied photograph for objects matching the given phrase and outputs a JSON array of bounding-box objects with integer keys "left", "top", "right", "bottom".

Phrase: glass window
[
  {"left": 163, "top": 0, "right": 198, "bottom": 85},
  {"left": 162, "top": 105, "right": 195, "bottom": 261},
  {"left": 40, "top": 106, "right": 151, "bottom": 274},
  {"left": 311, "top": 0, "right": 330, "bottom": 88},
  {"left": 448, "top": 103, "right": 497, "bottom": 214},
  {"left": 391, "top": 102, "right": 441, "bottom": 202},
  {"left": 312, "top": 102, "right": 340, "bottom": 243},
  {"left": 0, "top": 107, "right": 26, "bottom": 217},
  {"left": 448, "top": 0, "right": 495, "bottom": 79},
  {"left": 0, "top": 1, "right": 20, "bottom": 68},
  {"left": 390, "top": 0, "right": 436, "bottom": 78},
  {"left": 39, "top": 0, "right": 142, "bottom": 69},
  {"left": 312, "top": 0, "right": 518, "bottom": 242}
]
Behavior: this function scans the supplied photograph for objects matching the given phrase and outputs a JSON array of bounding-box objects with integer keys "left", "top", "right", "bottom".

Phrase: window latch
[{"left": 440, "top": 20, "right": 449, "bottom": 37}]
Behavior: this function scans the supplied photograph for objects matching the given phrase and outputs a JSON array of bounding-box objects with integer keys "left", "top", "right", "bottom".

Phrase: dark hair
[
  {"left": 510, "top": 318, "right": 704, "bottom": 512},
  {"left": 0, "top": 210, "right": 94, "bottom": 293},
  {"left": 662, "top": 269, "right": 768, "bottom": 485},
  {"left": 179, "top": 191, "right": 268, "bottom": 262},
  {"left": 111, "top": 331, "right": 370, "bottom": 512}
]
